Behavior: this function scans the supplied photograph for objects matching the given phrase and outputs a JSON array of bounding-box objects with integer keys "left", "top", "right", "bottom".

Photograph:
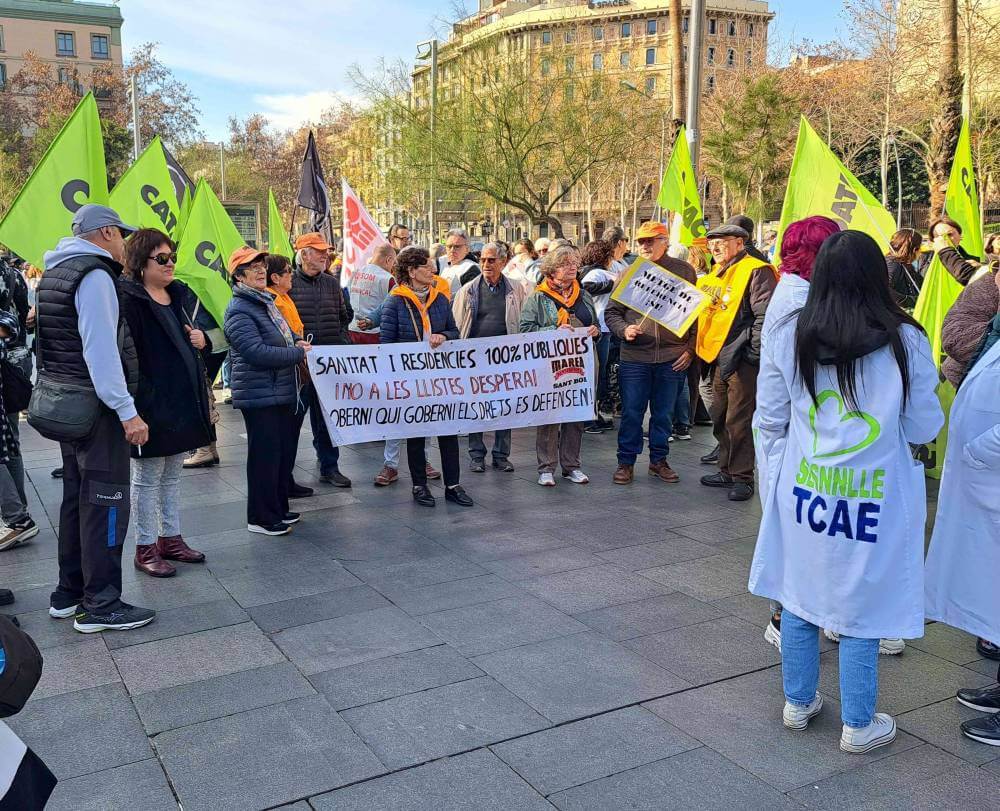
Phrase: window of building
[
  {"left": 565, "top": 55, "right": 574, "bottom": 73},
  {"left": 541, "top": 57, "right": 550, "bottom": 76},
  {"left": 747, "top": 22, "right": 755, "bottom": 37},
  {"left": 0, "top": 26, "right": 5, "bottom": 52},
  {"left": 707, "top": 46, "right": 715, "bottom": 64},
  {"left": 682, "top": 17, "right": 689, "bottom": 34},
  {"left": 746, "top": 50, "right": 753, "bottom": 67},
  {"left": 620, "top": 51, "right": 630, "bottom": 68},
  {"left": 57, "top": 66, "right": 74, "bottom": 85},
  {"left": 593, "top": 26, "right": 603, "bottom": 41},
  {"left": 646, "top": 47, "right": 656, "bottom": 66},
  {"left": 707, "top": 75, "right": 716, "bottom": 91},
  {"left": 56, "top": 31, "right": 76, "bottom": 57},
  {"left": 542, "top": 30, "right": 552, "bottom": 45},
  {"left": 683, "top": 46, "right": 688, "bottom": 62},
  {"left": 539, "top": 222, "right": 549, "bottom": 238},
  {"left": 708, "top": 18, "right": 717, "bottom": 35},
  {"left": 592, "top": 53, "right": 603, "bottom": 70},
  {"left": 647, "top": 19, "right": 657, "bottom": 36},
  {"left": 621, "top": 22, "right": 631, "bottom": 38},
  {"left": 726, "top": 48, "right": 735, "bottom": 67},
  {"left": 564, "top": 29, "right": 575, "bottom": 44},
  {"left": 728, "top": 20, "right": 737, "bottom": 36},
  {"left": 645, "top": 76, "right": 656, "bottom": 94},
  {"left": 565, "top": 82, "right": 575, "bottom": 101},
  {"left": 0, "top": 63, "right": 6, "bottom": 89},
  {"left": 91, "top": 34, "right": 109, "bottom": 59}
]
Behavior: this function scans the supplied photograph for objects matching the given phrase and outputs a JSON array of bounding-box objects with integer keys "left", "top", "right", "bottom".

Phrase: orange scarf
[
  {"left": 390, "top": 276, "right": 450, "bottom": 338},
  {"left": 536, "top": 278, "right": 581, "bottom": 326}
]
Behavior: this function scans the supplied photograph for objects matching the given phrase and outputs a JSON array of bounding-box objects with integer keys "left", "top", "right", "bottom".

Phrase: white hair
[
  {"left": 667, "top": 244, "right": 690, "bottom": 262},
  {"left": 446, "top": 228, "right": 469, "bottom": 242}
]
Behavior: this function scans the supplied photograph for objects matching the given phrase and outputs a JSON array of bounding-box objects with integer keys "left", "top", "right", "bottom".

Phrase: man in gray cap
[
  {"left": 696, "top": 221, "right": 778, "bottom": 502},
  {"left": 725, "top": 215, "right": 769, "bottom": 264},
  {"left": 37, "top": 204, "right": 155, "bottom": 633}
]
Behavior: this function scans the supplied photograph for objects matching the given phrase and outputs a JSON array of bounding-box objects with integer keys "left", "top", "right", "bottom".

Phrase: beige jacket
[{"left": 453, "top": 275, "right": 528, "bottom": 339}]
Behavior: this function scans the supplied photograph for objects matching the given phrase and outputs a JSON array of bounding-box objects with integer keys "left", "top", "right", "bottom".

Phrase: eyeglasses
[
  {"left": 445, "top": 243, "right": 467, "bottom": 251},
  {"left": 707, "top": 238, "right": 738, "bottom": 248},
  {"left": 637, "top": 238, "right": 665, "bottom": 247},
  {"left": 239, "top": 260, "right": 267, "bottom": 273},
  {"left": 148, "top": 252, "right": 177, "bottom": 265},
  {"left": 480, "top": 256, "right": 501, "bottom": 264}
]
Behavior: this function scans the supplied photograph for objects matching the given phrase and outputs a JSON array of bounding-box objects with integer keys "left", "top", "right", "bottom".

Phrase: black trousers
[
  {"left": 408, "top": 435, "right": 460, "bottom": 488},
  {"left": 242, "top": 404, "right": 296, "bottom": 527},
  {"left": 55, "top": 409, "right": 131, "bottom": 612}
]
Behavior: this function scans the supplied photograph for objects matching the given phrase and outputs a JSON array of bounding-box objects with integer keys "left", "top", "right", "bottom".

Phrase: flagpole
[{"left": 288, "top": 204, "right": 298, "bottom": 245}]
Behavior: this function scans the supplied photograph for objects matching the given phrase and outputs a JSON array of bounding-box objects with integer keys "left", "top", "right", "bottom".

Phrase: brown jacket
[
  {"left": 716, "top": 252, "right": 778, "bottom": 380},
  {"left": 942, "top": 271, "right": 1000, "bottom": 387},
  {"left": 605, "top": 254, "right": 697, "bottom": 364}
]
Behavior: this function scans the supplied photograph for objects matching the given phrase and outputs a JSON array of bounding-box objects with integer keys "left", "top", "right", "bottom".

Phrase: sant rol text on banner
[
  {"left": 611, "top": 258, "right": 709, "bottom": 337},
  {"left": 308, "top": 329, "right": 596, "bottom": 446}
]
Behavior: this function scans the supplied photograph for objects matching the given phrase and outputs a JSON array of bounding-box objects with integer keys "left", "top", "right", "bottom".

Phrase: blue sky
[{"left": 118, "top": 0, "right": 844, "bottom": 141}]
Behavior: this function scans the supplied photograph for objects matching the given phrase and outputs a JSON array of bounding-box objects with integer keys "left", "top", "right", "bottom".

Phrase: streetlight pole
[
  {"left": 686, "top": 0, "right": 706, "bottom": 171},
  {"left": 622, "top": 81, "right": 667, "bottom": 222},
  {"left": 417, "top": 39, "right": 439, "bottom": 247},
  {"left": 129, "top": 73, "right": 141, "bottom": 160},
  {"left": 219, "top": 143, "right": 227, "bottom": 201},
  {"left": 889, "top": 135, "right": 903, "bottom": 227}
]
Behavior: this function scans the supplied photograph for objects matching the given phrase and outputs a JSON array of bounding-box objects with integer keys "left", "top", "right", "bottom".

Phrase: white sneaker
[
  {"left": 764, "top": 616, "right": 781, "bottom": 651},
  {"left": 879, "top": 638, "right": 905, "bottom": 655},
  {"left": 48, "top": 604, "right": 78, "bottom": 619},
  {"left": 783, "top": 694, "right": 823, "bottom": 730},
  {"left": 537, "top": 473, "right": 556, "bottom": 487},
  {"left": 247, "top": 523, "right": 291, "bottom": 536},
  {"left": 825, "top": 630, "right": 905, "bottom": 656},
  {"left": 840, "top": 713, "right": 896, "bottom": 753},
  {"left": 562, "top": 469, "right": 590, "bottom": 484}
]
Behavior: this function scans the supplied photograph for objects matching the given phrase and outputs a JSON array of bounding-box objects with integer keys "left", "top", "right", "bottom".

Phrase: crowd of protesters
[{"left": 0, "top": 199, "right": 998, "bottom": 810}]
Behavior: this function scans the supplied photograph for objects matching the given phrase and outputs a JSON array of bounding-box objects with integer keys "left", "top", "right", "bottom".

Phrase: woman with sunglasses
[{"left": 121, "top": 229, "right": 213, "bottom": 576}]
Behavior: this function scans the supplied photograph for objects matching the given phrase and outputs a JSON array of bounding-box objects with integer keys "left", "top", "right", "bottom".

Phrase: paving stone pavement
[{"left": 2, "top": 404, "right": 999, "bottom": 810}]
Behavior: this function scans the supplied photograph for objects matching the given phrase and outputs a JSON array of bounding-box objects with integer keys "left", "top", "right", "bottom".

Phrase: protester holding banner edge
[
  {"left": 520, "top": 244, "right": 599, "bottom": 487},
  {"left": 223, "top": 246, "right": 310, "bottom": 536},
  {"left": 380, "top": 247, "right": 473, "bottom": 509}
]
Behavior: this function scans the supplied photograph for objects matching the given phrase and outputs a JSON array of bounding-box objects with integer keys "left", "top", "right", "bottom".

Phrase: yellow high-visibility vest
[{"left": 696, "top": 254, "right": 776, "bottom": 363}]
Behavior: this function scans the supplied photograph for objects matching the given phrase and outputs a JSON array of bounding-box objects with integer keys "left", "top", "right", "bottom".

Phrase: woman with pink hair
[
  {"left": 759, "top": 216, "right": 841, "bottom": 351},
  {"left": 757, "top": 216, "right": 906, "bottom": 659}
]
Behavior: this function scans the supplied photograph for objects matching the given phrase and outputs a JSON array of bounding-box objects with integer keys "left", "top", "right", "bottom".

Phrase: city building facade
[
  {"left": 0, "top": 0, "right": 123, "bottom": 111},
  {"left": 404, "top": 0, "right": 773, "bottom": 243}
]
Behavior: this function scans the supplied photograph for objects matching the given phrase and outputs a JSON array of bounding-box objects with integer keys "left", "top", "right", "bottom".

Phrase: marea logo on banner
[
  {"left": 140, "top": 184, "right": 178, "bottom": 234},
  {"left": 551, "top": 355, "right": 586, "bottom": 388},
  {"left": 195, "top": 241, "right": 227, "bottom": 281}
]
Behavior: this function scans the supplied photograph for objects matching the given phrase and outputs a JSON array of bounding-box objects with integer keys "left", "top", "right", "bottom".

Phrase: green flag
[
  {"left": 174, "top": 179, "right": 243, "bottom": 327},
  {"left": 944, "top": 118, "right": 984, "bottom": 260},
  {"left": 0, "top": 93, "right": 108, "bottom": 268},
  {"left": 267, "top": 189, "right": 293, "bottom": 259},
  {"left": 656, "top": 127, "right": 706, "bottom": 246},
  {"left": 109, "top": 136, "right": 183, "bottom": 241},
  {"left": 776, "top": 117, "right": 896, "bottom": 262},
  {"left": 912, "top": 254, "right": 963, "bottom": 480}
]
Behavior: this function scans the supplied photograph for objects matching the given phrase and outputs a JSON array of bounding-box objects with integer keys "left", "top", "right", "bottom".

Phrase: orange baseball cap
[
  {"left": 636, "top": 221, "right": 669, "bottom": 239},
  {"left": 227, "top": 246, "right": 267, "bottom": 274},
  {"left": 294, "top": 232, "right": 332, "bottom": 252}
]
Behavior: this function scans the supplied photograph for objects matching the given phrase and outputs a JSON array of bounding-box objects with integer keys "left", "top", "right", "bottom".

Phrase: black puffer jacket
[
  {"left": 119, "top": 279, "right": 214, "bottom": 458},
  {"left": 886, "top": 256, "right": 922, "bottom": 310},
  {"left": 289, "top": 268, "right": 350, "bottom": 345}
]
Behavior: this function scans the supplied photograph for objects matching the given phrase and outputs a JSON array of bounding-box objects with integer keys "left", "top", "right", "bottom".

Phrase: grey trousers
[
  {"left": 468, "top": 430, "right": 512, "bottom": 463},
  {"left": 536, "top": 422, "right": 584, "bottom": 475},
  {"left": 0, "top": 417, "right": 28, "bottom": 525}
]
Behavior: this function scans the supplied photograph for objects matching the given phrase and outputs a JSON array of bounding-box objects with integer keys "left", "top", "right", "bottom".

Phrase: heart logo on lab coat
[{"left": 808, "top": 390, "right": 881, "bottom": 459}]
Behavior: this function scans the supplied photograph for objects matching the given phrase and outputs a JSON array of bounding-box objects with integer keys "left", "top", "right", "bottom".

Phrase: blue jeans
[
  {"left": 468, "top": 430, "right": 511, "bottom": 462},
  {"left": 221, "top": 353, "right": 232, "bottom": 388},
  {"left": 616, "top": 361, "right": 686, "bottom": 466},
  {"left": 594, "top": 332, "right": 611, "bottom": 408},
  {"left": 781, "top": 609, "right": 880, "bottom": 728},
  {"left": 672, "top": 378, "right": 691, "bottom": 430}
]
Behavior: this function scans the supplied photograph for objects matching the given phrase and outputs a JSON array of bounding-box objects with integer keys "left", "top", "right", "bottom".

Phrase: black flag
[
  {"left": 297, "top": 131, "right": 331, "bottom": 239},
  {"left": 162, "top": 144, "right": 196, "bottom": 209}
]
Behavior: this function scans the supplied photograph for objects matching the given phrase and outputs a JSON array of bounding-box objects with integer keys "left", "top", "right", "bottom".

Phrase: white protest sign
[
  {"left": 341, "top": 178, "right": 389, "bottom": 289},
  {"left": 611, "top": 258, "right": 709, "bottom": 336},
  {"left": 308, "top": 329, "right": 596, "bottom": 445}
]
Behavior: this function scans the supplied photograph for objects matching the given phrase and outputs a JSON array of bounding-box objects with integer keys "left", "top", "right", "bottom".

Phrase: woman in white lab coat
[
  {"left": 749, "top": 230, "right": 943, "bottom": 753},
  {"left": 924, "top": 278, "right": 1000, "bottom": 748}
]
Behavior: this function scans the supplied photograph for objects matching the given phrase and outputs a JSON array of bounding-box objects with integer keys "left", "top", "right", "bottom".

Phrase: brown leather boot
[
  {"left": 156, "top": 535, "right": 206, "bottom": 563},
  {"left": 649, "top": 460, "right": 680, "bottom": 483},
  {"left": 613, "top": 464, "right": 634, "bottom": 485},
  {"left": 135, "top": 544, "right": 176, "bottom": 577}
]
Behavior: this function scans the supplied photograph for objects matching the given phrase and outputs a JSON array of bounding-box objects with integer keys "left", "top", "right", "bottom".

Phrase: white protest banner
[
  {"left": 308, "top": 329, "right": 596, "bottom": 445},
  {"left": 341, "top": 178, "right": 389, "bottom": 288},
  {"left": 610, "top": 258, "right": 709, "bottom": 337}
]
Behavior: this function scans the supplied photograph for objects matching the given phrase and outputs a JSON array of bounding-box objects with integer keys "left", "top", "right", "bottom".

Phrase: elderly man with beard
[
  {"left": 696, "top": 223, "right": 778, "bottom": 502},
  {"left": 605, "top": 222, "right": 697, "bottom": 485}
]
